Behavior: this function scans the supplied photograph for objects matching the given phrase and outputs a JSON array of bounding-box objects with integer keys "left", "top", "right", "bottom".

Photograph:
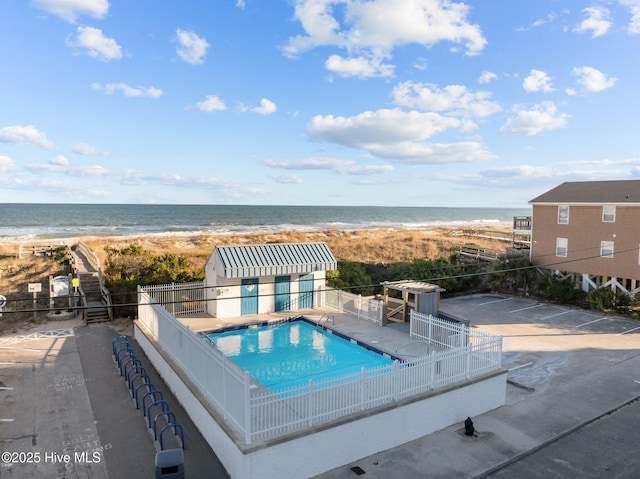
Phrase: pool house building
[
  {"left": 135, "top": 242, "right": 506, "bottom": 479},
  {"left": 205, "top": 242, "right": 337, "bottom": 318}
]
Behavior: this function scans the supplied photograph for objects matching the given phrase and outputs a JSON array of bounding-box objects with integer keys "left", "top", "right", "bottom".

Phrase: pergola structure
[{"left": 381, "top": 280, "right": 445, "bottom": 324}]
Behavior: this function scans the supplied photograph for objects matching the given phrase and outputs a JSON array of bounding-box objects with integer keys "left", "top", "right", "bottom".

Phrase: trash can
[{"left": 155, "top": 449, "right": 184, "bottom": 479}]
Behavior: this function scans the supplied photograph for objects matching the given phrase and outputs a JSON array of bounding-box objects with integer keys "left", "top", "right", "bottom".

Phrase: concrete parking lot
[{"left": 317, "top": 294, "right": 640, "bottom": 479}]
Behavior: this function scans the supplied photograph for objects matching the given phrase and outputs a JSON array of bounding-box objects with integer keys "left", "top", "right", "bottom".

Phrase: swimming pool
[{"left": 205, "top": 319, "right": 396, "bottom": 392}]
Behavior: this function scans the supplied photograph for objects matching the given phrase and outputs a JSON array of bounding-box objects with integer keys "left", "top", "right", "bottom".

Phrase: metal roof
[
  {"left": 214, "top": 242, "right": 337, "bottom": 278},
  {"left": 381, "top": 281, "right": 445, "bottom": 294},
  {"left": 529, "top": 180, "right": 640, "bottom": 205}
]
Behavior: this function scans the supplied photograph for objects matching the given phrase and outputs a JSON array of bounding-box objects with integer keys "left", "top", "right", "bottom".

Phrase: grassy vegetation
[
  {"left": 0, "top": 244, "right": 70, "bottom": 333},
  {"left": 3, "top": 227, "right": 636, "bottom": 333}
]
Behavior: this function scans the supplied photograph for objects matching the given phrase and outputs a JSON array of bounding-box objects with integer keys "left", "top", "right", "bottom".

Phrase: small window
[
  {"left": 556, "top": 238, "right": 568, "bottom": 257},
  {"left": 601, "top": 241, "right": 614, "bottom": 258},
  {"left": 602, "top": 205, "right": 616, "bottom": 222},
  {"left": 558, "top": 205, "right": 569, "bottom": 224}
]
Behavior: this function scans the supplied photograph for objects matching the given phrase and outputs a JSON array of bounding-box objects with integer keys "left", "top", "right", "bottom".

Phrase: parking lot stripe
[
  {"left": 541, "top": 310, "right": 571, "bottom": 320},
  {"left": 618, "top": 326, "right": 640, "bottom": 336},
  {"left": 508, "top": 362, "right": 533, "bottom": 371},
  {"left": 509, "top": 303, "right": 544, "bottom": 313},
  {"left": 0, "top": 418, "right": 15, "bottom": 422},
  {"left": 479, "top": 297, "right": 514, "bottom": 305},
  {"left": 576, "top": 317, "right": 607, "bottom": 328},
  {"left": 0, "top": 386, "right": 13, "bottom": 390}
]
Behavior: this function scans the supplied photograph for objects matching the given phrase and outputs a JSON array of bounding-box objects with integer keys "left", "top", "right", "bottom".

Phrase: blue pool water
[{"left": 206, "top": 320, "right": 395, "bottom": 392}]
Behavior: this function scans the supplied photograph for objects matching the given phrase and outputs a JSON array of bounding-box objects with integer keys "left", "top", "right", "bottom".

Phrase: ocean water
[{"left": 0, "top": 203, "right": 531, "bottom": 240}]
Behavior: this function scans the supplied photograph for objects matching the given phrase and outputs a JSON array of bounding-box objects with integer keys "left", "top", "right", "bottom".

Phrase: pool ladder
[{"left": 317, "top": 313, "right": 334, "bottom": 329}]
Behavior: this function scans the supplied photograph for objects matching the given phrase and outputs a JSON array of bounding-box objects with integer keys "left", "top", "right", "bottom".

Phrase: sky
[{"left": 1, "top": 0, "right": 639, "bottom": 207}]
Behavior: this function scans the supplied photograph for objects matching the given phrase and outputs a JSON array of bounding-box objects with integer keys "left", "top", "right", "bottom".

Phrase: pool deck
[{"left": 178, "top": 307, "right": 437, "bottom": 361}]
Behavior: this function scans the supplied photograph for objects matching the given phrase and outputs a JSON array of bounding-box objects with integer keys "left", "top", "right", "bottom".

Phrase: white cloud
[
  {"left": 500, "top": 101, "right": 569, "bottom": 136},
  {"left": 0, "top": 155, "right": 17, "bottom": 172},
  {"left": 50, "top": 154, "right": 69, "bottom": 166},
  {"left": 480, "top": 165, "right": 554, "bottom": 181},
  {"left": 176, "top": 29, "right": 209, "bottom": 65},
  {"left": 366, "top": 141, "right": 494, "bottom": 164},
  {"left": 72, "top": 26, "right": 122, "bottom": 61},
  {"left": 265, "top": 158, "right": 353, "bottom": 170},
  {"left": 196, "top": 95, "right": 227, "bottom": 112},
  {"left": 91, "top": 82, "right": 163, "bottom": 98},
  {"left": 523, "top": 69, "right": 554, "bottom": 93},
  {"left": 251, "top": 98, "right": 277, "bottom": 115},
  {"left": 306, "top": 109, "right": 493, "bottom": 164},
  {"left": 73, "top": 142, "right": 108, "bottom": 155},
  {"left": 284, "top": 0, "right": 486, "bottom": 78},
  {"left": 573, "top": 7, "right": 612, "bottom": 38},
  {"left": 391, "top": 81, "right": 501, "bottom": 118},
  {"left": 478, "top": 71, "right": 497, "bottom": 84},
  {"left": 325, "top": 54, "right": 394, "bottom": 78},
  {"left": 0, "top": 125, "right": 54, "bottom": 149},
  {"left": 619, "top": 0, "right": 640, "bottom": 33},
  {"left": 236, "top": 0, "right": 246, "bottom": 8},
  {"left": 572, "top": 66, "right": 617, "bottom": 92},
  {"left": 270, "top": 173, "right": 304, "bottom": 184},
  {"left": 265, "top": 157, "right": 394, "bottom": 175},
  {"left": 517, "top": 12, "right": 561, "bottom": 32},
  {"left": 308, "top": 108, "right": 461, "bottom": 148},
  {"left": 342, "top": 164, "right": 394, "bottom": 175},
  {"left": 32, "top": 0, "right": 109, "bottom": 23}
]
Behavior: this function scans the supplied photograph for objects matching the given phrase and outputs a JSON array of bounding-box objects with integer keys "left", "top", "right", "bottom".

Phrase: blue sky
[{"left": 1, "top": 0, "right": 639, "bottom": 207}]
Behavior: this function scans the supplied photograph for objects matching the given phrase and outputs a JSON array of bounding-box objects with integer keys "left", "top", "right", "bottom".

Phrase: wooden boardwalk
[{"left": 69, "top": 242, "right": 112, "bottom": 322}]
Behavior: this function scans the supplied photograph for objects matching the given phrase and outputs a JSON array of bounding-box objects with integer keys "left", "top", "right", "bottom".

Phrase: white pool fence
[{"left": 137, "top": 286, "right": 502, "bottom": 445}]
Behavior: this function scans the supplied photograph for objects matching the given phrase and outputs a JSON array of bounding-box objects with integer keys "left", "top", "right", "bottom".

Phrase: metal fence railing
[
  {"left": 323, "top": 288, "right": 383, "bottom": 325},
  {"left": 141, "top": 281, "right": 205, "bottom": 316}
]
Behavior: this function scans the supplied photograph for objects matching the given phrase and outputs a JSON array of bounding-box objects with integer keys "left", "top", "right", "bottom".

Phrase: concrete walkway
[{"left": 0, "top": 322, "right": 229, "bottom": 479}]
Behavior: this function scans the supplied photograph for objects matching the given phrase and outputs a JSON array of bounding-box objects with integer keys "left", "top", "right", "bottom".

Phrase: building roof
[
  {"left": 529, "top": 180, "right": 640, "bottom": 205},
  {"left": 213, "top": 242, "right": 337, "bottom": 278}
]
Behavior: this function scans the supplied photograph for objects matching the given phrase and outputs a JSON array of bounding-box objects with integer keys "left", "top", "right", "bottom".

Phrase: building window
[
  {"left": 602, "top": 205, "right": 616, "bottom": 222},
  {"left": 558, "top": 205, "right": 569, "bottom": 224},
  {"left": 601, "top": 241, "right": 614, "bottom": 258},
  {"left": 556, "top": 238, "right": 568, "bottom": 257}
]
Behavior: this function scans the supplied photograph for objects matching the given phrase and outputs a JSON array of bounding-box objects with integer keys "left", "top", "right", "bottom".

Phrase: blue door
[
  {"left": 298, "top": 274, "right": 314, "bottom": 309},
  {"left": 275, "top": 276, "right": 291, "bottom": 312},
  {"left": 241, "top": 278, "right": 258, "bottom": 315}
]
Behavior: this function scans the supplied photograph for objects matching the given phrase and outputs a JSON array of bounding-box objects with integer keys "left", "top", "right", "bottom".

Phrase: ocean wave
[{"left": 0, "top": 205, "right": 529, "bottom": 240}]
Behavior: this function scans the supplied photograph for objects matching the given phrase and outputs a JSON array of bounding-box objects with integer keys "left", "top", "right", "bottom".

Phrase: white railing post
[
  {"left": 244, "top": 371, "right": 252, "bottom": 445},
  {"left": 393, "top": 361, "right": 399, "bottom": 401},
  {"left": 360, "top": 368, "right": 366, "bottom": 410},
  {"left": 307, "top": 380, "right": 314, "bottom": 427}
]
